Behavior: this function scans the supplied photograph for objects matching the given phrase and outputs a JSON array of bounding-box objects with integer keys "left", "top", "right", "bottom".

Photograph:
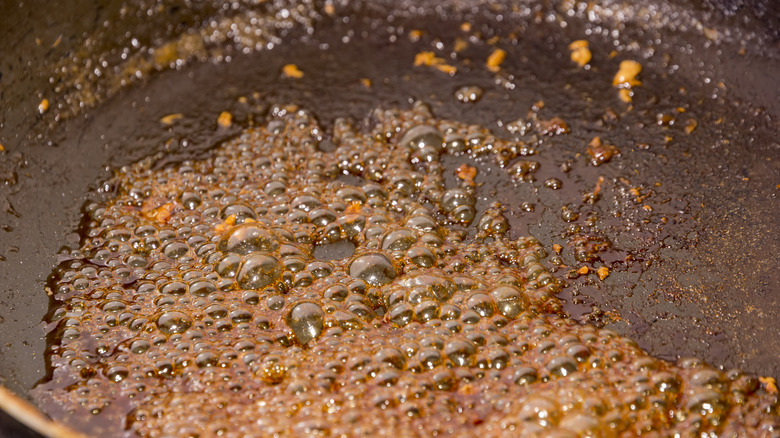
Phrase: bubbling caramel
[{"left": 38, "top": 103, "right": 779, "bottom": 437}]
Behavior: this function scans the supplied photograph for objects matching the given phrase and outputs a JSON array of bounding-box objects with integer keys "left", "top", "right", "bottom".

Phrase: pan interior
[{"left": 0, "top": 0, "right": 777, "bottom": 436}]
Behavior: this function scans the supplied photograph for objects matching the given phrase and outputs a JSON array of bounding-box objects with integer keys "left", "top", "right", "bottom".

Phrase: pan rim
[{"left": 0, "top": 385, "right": 87, "bottom": 438}]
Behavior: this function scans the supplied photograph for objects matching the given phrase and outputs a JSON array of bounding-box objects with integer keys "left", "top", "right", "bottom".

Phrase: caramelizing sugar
[{"left": 38, "top": 103, "right": 779, "bottom": 437}]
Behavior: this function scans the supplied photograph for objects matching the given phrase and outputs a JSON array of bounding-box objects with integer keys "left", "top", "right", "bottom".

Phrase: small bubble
[
  {"left": 544, "top": 178, "right": 563, "bottom": 190},
  {"left": 219, "top": 204, "right": 257, "bottom": 224},
  {"left": 454, "top": 85, "right": 484, "bottom": 103},
  {"left": 237, "top": 252, "right": 282, "bottom": 289},
  {"left": 218, "top": 224, "right": 280, "bottom": 255},
  {"left": 286, "top": 302, "right": 325, "bottom": 345},
  {"left": 156, "top": 311, "right": 192, "bottom": 335},
  {"left": 399, "top": 125, "right": 444, "bottom": 153},
  {"left": 348, "top": 252, "right": 396, "bottom": 286},
  {"left": 444, "top": 338, "right": 476, "bottom": 367}
]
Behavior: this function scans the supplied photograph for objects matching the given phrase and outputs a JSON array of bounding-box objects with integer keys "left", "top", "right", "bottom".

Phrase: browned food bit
[
  {"left": 455, "top": 163, "right": 477, "bottom": 185},
  {"left": 159, "top": 113, "right": 183, "bottom": 125},
  {"left": 613, "top": 60, "right": 642, "bottom": 87},
  {"left": 282, "top": 63, "right": 304, "bottom": 78},
  {"left": 568, "top": 40, "right": 592, "bottom": 67},
  {"left": 453, "top": 38, "right": 468, "bottom": 53},
  {"left": 586, "top": 136, "right": 619, "bottom": 166},
  {"left": 323, "top": 3, "right": 335, "bottom": 15},
  {"left": 486, "top": 48, "right": 506, "bottom": 72},
  {"left": 213, "top": 214, "right": 237, "bottom": 233},
  {"left": 38, "top": 98, "right": 50, "bottom": 114},
  {"left": 414, "top": 51, "right": 457, "bottom": 75},
  {"left": 143, "top": 202, "right": 174, "bottom": 224},
  {"left": 584, "top": 176, "right": 605, "bottom": 204},
  {"left": 507, "top": 160, "right": 540, "bottom": 182},
  {"left": 685, "top": 119, "right": 698, "bottom": 134},
  {"left": 596, "top": 266, "right": 610, "bottom": 281},
  {"left": 536, "top": 117, "right": 570, "bottom": 136},
  {"left": 217, "top": 111, "right": 233, "bottom": 128},
  {"left": 34, "top": 103, "right": 780, "bottom": 438},
  {"left": 656, "top": 113, "right": 675, "bottom": 126},
  {"left": 761, "top": 376, "right": 779, "bottom": 394},
  {"left": 613, "top": 60, "right": 642, "bottom": 102}
]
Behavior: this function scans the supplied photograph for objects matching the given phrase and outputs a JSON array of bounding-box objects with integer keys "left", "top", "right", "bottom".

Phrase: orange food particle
[
  {"left": 434, "top": 63, "right": 457, "bottom": 75},
  {"left": 414, "top": 51, "right": 436, "bottom": 66},
  {"left": 38, "top": 98, "right": 50, "bottom": 114},
  {"left": 160, "top": 113, "right": 183, "bottom": 125},
  {"left": 282, "top": 64, "right": 304, "bottom": 78},
  {"left": 345, "top": 202, "right": 363, "bottom": 214},
  {"left": 217, "top": 111, "right": 233, "bottom": 128},
  {"left": 684, "top": 119, "right": 698, "bottom": 134},
  {"left": 577, "top": 266, "right": 590, "bottom": 275},
  {"left": 486, "top": 48, "right": 506, "bottom": 72},
  {"left": 323, "top": 3, "right": 335, "bottom": 16},
  {"left": 568, "top": 40, "right": 592, "bottom": 67},
  {"left": 618, "top": 88, "right": 632, "bottom": 103},
  {"left": 0, "top": 144, "right": 4, "bottom": 152},
  {"left": 360, "top": 78, "right": 372, "bottom": 88},
  {"left": 586, "top": 137, "right": 619, "bottom": 166},
  {"left": 613, "top": 60, "right": 642, "bottom": 87},
  {"left": 455, "top": 164, "right": 477, "bottom": 185},
  {"left": 642, "top": 204, "right": 653, "bottom": 211},
  {"left": 454, "top": 38, "right": 468, "bottom": 53},
  {"left": 593, "top": 176, "right": 605, "bottom": 196},
  {"left": 147, "top": 203, "right": 174, "bottom": 224},
  {"left": 760, "top": 376, "right": 778, "bottom": 394},
  {"left": 537, "top": 117, "right": 570, "bottom": 136},
  {"left": 460, "top": 22, "right": 472, "bottom": 32},
  {"left": 214, "top": 214, "right": 237, "bottom": 233},
  {"left": 408, "top": 30, "right": 423, "bottom": 42},
  {"left": 613, "top": 60, "right": 642, "bottom": 102},
  {"left": 552, "top": 244, "right": 563, "bottom": 254},
  {"left": 597, "top": 266, "right": 610, "bottom": 281},
  {"left": 414, "top": 51, "right": 457, "bottom": 76}
]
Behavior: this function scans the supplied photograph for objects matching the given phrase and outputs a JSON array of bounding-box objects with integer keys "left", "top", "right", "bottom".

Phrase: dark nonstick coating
[{"left": 0, "top": 0, "right": 778, "bottom": 434}]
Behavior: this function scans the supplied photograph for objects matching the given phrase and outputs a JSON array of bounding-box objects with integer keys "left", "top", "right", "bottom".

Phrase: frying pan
[{"left": 0, "top": 0, "right": 778, "bottom": 436}]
